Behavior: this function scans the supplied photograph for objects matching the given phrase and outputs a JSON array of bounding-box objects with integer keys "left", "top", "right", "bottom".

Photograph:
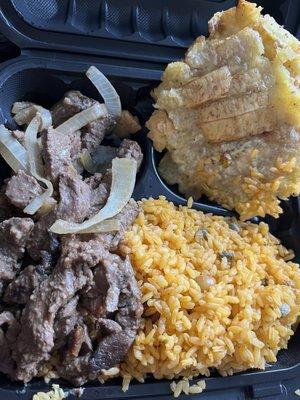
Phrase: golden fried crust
[
  {"left": 209, "top": 0, "right": 300, "bottom": 59},
  {"left": 156, "top": 67, "right": 232, "bottom": 110},
  {"left": 146, "top": 110, "right": 175, "bottom": 152},
  {"left": 185, "top": 27, "right": 264, "bottom": 73},
  {"left": 147, "top": 0, "right": 300, "bottom": 220}
]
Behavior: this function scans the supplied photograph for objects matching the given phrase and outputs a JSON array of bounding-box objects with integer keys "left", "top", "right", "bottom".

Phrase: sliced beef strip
[
  {"left": 51, "top": 90, "right": 114, "bottom": 153},
  {"left": 13, "top": 239, "right": 110, "bottom": 382},
  {"left": 57, "top": 173, "right": 91, "bottom": 223},
  {"left": 0, "top": 218, "right": 34, "bottom": 285},
  {"left": 42, "top": 127, "right": 77, "bottom": 184},
  {"left": 91, "top": 330, "right": 134, "bottom": 372},
  {"left": 55, "top": 314, "right": 93, "bottom": 386},
  {"left": 113, "top": 110, "right": 141, "bottom": 138},
  {"left": 67, "top": 199, "right": 139, "bottom": 254},
  {"left": 0, "top": 312, "right": 20, "bottom": 376},
  {"left": 5, "top": 170, "right": 42, "bottom": 209}
]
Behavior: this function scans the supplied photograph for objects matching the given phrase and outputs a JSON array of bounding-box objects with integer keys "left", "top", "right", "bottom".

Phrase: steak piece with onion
[
  {"left": 117, "top": 138, "right": 143, "bottom": 169},
  {"left": 0, "top": 67, "right": 143, "bottom": 386},
  {"left": 27, "top": 172, "right": 91, "bottom": 261},
  {"left": 51, "top": 90, "right": 114, "bottom": 153}
]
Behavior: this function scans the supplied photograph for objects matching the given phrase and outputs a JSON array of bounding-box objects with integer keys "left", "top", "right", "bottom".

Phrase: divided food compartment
[{"left": 0, "top": 0, "right": 299, "bottom": 399}]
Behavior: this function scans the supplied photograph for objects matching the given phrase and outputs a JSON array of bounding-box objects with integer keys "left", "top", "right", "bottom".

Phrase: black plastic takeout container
[{"left": 0, "top": 0, "right": 300, "bottom": 399}]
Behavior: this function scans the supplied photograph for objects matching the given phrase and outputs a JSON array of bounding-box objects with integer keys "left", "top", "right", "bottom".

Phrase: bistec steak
[{"left": 0, "top": 66, "right": 143, "bottom": 385}]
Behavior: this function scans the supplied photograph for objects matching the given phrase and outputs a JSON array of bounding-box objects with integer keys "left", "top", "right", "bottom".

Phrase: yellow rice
[
  {"left": 170, "top": 378, "right": 206, "bottom": 398},
  {"left": 33, "top": 384, "right": 66, "bottom": 400},
  {"left": 120, "top": 197, "right": 300, "bottom": 382}
]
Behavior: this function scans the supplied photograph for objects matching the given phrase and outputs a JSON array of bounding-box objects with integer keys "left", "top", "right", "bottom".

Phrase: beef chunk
[
  {"left": 51, "top": 90, "right": 114, "bottom": 153},
  {"left": 4, "top": 264, "right": 46, "bottom": 305},
  {"left": 51, "top": 91, "right": 96, "bottom": 127},
  {"left": 5, "top": 170, "right": 42, "bottom": 209},
  {"left": 0, "top": 218, "right": 34, "bottom": 284},
  {"left": 117, "top": 139, "right": 143, "bottom": 169},
  {"left": 71, "top": 199, "right": 139, "bottom": 252},
  {"left": 27, "top": 210, "right": 59, "bottom": 261},
  {"left": 84, "top": 173, "right": 109, "bottom": 217},
  {"left": 55, "top": 354, "right": 91, "bottom": 386},
  {"left": 42, "top": 127, "right": 77, "bottom": 184},
  {"left": 4, "top": 252, "right": 51, "bottom": 304},
  {"left": 55, "top": 322, "right": 94, "bottom": 385},
  {"left": 57, "top": 174, "right": 91, "bottom": 223},
  {"left": 13, "top": 239, "right": 108, "bottom": 382},
  {"left": 91, "top": 331, "right": 133, "bottom": 371},
  {"left": 81, "top": 259, "right": 121, "bottom": 318},
  {"left": 82, "top": 117, "right": 114, "bottom": 154}
]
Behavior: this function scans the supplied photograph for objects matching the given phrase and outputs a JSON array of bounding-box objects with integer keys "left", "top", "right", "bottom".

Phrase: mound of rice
[{"left": 120, "top": 197, "right": 300, "bottom": 381}]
